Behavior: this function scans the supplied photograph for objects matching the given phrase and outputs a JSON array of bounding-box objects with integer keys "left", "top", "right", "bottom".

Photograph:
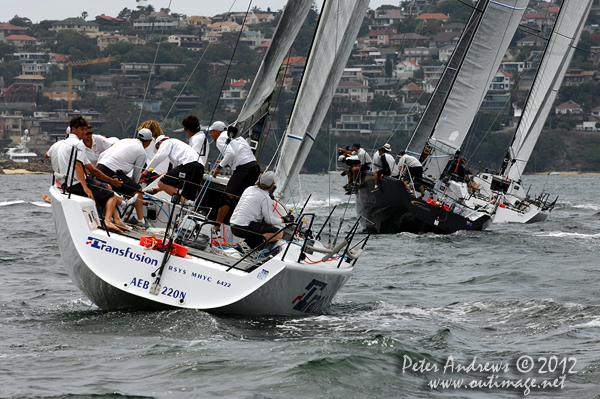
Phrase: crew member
[
  {"left": 81, "top": 124, "right": 112, "bottom": 166},
  {"left": 48, "top": 116, "right": 130, "bottom": 233},
  {"left": 339, "top": 154, "right": 361, "bottom": 195},
  {"left": 338, "top": 142, "right": 372, "bottom": 189},
  {"left": 371, "top": 143, "right": 394, "bottom": 192},
  {"left": 398, "top": 150, "right": 424, "bottom": 196},
  {"left": 182, "top": 115, "right": 209, "bottom": 166},
  {"left": 97, "top": 128, "right": 153, "bottom": 227},
  {"left": 210, "top": 121, "right": 261, "bottom": 229},
  {"left": 230, "top": 171, "right": 286, "bottom": 249},
  {"left": 141, "top": 135, "right": 205, "bottom": 203}
]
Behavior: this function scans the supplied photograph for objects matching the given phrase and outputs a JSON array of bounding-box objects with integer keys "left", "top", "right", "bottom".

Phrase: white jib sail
[
  {"left": 233, "top": 0, "right": 314, "bottom": 135},
  {"left": 506, "top": 0, "right": 593, "bottom": 181},
  {"left": 274, "top": 0, "right": 370, "bottom": 205}
]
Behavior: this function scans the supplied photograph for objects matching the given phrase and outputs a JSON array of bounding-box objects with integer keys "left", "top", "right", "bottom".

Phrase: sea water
[{"left": 1, "top": 173, "right": 599, "bottom": 398}]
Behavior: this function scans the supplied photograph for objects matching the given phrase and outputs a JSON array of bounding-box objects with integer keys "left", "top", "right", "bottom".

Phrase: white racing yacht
[
  {"left": 468, "top": 0, "right": 593, "bottom": 223},
  {"left": 49, "top": 0, "right": 370, "bottom": 315}
]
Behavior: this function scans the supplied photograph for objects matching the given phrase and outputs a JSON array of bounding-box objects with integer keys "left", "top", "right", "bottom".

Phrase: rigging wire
[
  {"left": 208, "top": 0, "right": 254, "bottom": 126},
  {"left": 135, "top": 0, "right": 173, "bottom": 134}
]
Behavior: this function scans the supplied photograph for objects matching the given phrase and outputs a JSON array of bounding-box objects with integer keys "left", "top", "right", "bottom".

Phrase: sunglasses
[{"left": 85, "top": 132, "right": 93, "bottom": 135}]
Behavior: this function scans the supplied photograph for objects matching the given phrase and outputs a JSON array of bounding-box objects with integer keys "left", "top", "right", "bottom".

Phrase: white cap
[
  {"left": 209, "top": 121, "right": 228, "bottom": 132},
  {"left": 258, "top": 171, "right": 276, "bottom": 186},
  {"left": 137, "top": 128, "right": 153, "bottom": 141},
  {"left": 155, "top": 134, "right": 168, "bottom": 143},
  {"left": 338, "top": 155, "right": 346, "bottom": 162}
]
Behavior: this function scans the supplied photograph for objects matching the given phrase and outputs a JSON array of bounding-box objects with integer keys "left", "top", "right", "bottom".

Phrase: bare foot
[
  {"left": 105, "top": 220, "right": 123, "bottom": 233},
  {"left": 42, "top": 194, "right": 51, "bottom": 204},
  {"left": 115, "top": 221, "right": 131, "bottom": 232}
]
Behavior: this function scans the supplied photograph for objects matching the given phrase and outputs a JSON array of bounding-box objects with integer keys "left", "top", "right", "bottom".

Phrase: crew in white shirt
[
  {"left": 97, "top": 129, "right": 153, "bottom": 226},
  {"left": 209, "top": 121, "right": 261, "bottom": 229},
  {"left": 182, "top": 115, "right": 209, "bottom": 167},
  {"left": 397, "top": 150, "right": 424, "bottom": 195},
  {"left": 230, "top": 171, "right": 286, "bottom": 249},
  {"left": 371, "top": 143, "right": 394, "bottom": 192},
  {"left": 47, "top": 116, "right": 129, "bottom": 233},
  {"left": 338, "top": 142, "right": 372, "bottom": 191},
  {"left": 81, "top": 124, "right": 112, "bottom": 166},
  {"left": 141, "top": 135, "right": 205, "bottom": 202}
]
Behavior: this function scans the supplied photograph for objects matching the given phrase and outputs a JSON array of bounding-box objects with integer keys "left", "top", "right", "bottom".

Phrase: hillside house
[
  {"left": 335, "top": 81, "right": 373, "bottom": 103},
  {"left": 563, "top": 69, "right": 598, "bottom": 86},
  {"left": 185, "top": 16, "right": 212, "bottom": 27},
  {"left": 416, "top": 13, "right": 449, "bottom": 22},
  {"left": 51, "top": 18, "right": 100, "bottom": 35},
  {"left": 402, "top": 46, "right": 438, "bottom": 62},
  {"left": 5, "top": 35, "right": 37, "bottom": 51},
  {"left": 244, "top": 13, "right": 275, "bottom": 25},
  {"left": 555, "top": 100, "right": 583, "bottom": 117},
  {"left": 393, "top": 60, "right": 421, "bottom": 78},
  {"left": 364, "top": 29, "right": 397, "bottom": 46},
  {"left": 490, "top": 70, "right": 513, "bottom": 91}
]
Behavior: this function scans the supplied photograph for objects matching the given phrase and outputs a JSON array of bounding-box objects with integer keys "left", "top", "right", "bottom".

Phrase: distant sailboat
[
  {"left": 355, "top": 0, "right": 528, "bottom": 234},
  {"left": 470, "top": 0, "right": 592, "bottom": 223}
]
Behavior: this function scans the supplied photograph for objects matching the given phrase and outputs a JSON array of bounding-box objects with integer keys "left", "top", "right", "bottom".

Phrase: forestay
[
  {"left": 407, "top": 0, "right": 529, "bottom": 180},
  {"left": 274, "top": 0, "right": 370, "bottom": 204},
  {"left": 233, "top": 0, "right": 314, "bottom": 136},
  {"left": 505, "top": 0, "right": 593, "bottom": 181}
]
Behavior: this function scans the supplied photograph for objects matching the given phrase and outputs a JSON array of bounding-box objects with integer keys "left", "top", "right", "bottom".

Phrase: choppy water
[{"left": 1, "top": 173, "right": 600, "bottom": 398}]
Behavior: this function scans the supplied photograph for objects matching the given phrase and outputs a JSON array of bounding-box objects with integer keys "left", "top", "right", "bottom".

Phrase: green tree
[
  {"left": 51, "top": 31, "right": 99, "bottom": 59},
  {"left": 9, "top": 15, "right": 32, "bottom": 28}
]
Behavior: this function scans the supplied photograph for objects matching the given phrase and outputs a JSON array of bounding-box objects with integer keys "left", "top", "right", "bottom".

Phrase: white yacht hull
[
  {"left": 50, "top": 186, "right": 353, "bottom": 315},
  {"left": 470, "top": 173, "right": 550, "bottom": 224}
]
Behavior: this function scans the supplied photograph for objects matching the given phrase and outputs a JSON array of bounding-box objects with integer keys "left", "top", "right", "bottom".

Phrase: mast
[
  {"left": 503, "top": 0, "right": 593, "bottom": 180},
  {"left": 406, "top": 0, "right": 490, "bottom": 155},
  {"left": 231, "top": 0, "right": 314, "bottom": 136}
]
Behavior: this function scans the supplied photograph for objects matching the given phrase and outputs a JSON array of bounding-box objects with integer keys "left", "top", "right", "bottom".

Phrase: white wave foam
[
  {"left": 0, "top": 200, "right": 25, "bottom": 207},
  {"left": 302, "top": 197, "right": 355, "bottom": 209},
  {"left": 31, "top": 201, "right": 51, "bottom": 208},
  {"left": 534, "top": 231, "right": 600, "bottom": 239},
  {"left": 573, "top": 204, "right": 600, "bottom": 211}
]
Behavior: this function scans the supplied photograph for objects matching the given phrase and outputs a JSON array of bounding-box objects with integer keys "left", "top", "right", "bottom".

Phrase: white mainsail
[
  {"left": 233, "top": 1, "right": 314, "bottom": 135},
  {"left": 504, "top": 0, "right": 593, "bottom": 181},
  {"left": 406, "top": 0, "right": 529, "bottom": 180},
  {"left": 274, "top": 0, "right": 370, "bottom": 204}
]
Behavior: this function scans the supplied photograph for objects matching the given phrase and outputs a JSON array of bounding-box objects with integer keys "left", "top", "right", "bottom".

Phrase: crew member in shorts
[
  {"left": 209, "top": 121, "right": 261, "bottom": 229},
  {"left": 230, "top": 171, "right": 286, "bottom": 249},
  {"left": 141, "top": 135, "right": 205, "bottom": 203},
  {"left": 97, "top": 128, "right": 153, "bottom": 226}
]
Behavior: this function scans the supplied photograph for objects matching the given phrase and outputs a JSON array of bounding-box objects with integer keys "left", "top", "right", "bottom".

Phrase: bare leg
[
  {"left": 104, "top": 196, "right": 125, "bottom": 233},
  {"left": 134, "top": 191, "right": 144, "bottom": 220},
  {"left": 157, "top": 181, "right": 186, "bottom": 203},
  {"left": 42, "top": 194, "right": 51, "bottom": 204},
  {"left": 263, "top": 231, "right": 283, "bottom": 245}
]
